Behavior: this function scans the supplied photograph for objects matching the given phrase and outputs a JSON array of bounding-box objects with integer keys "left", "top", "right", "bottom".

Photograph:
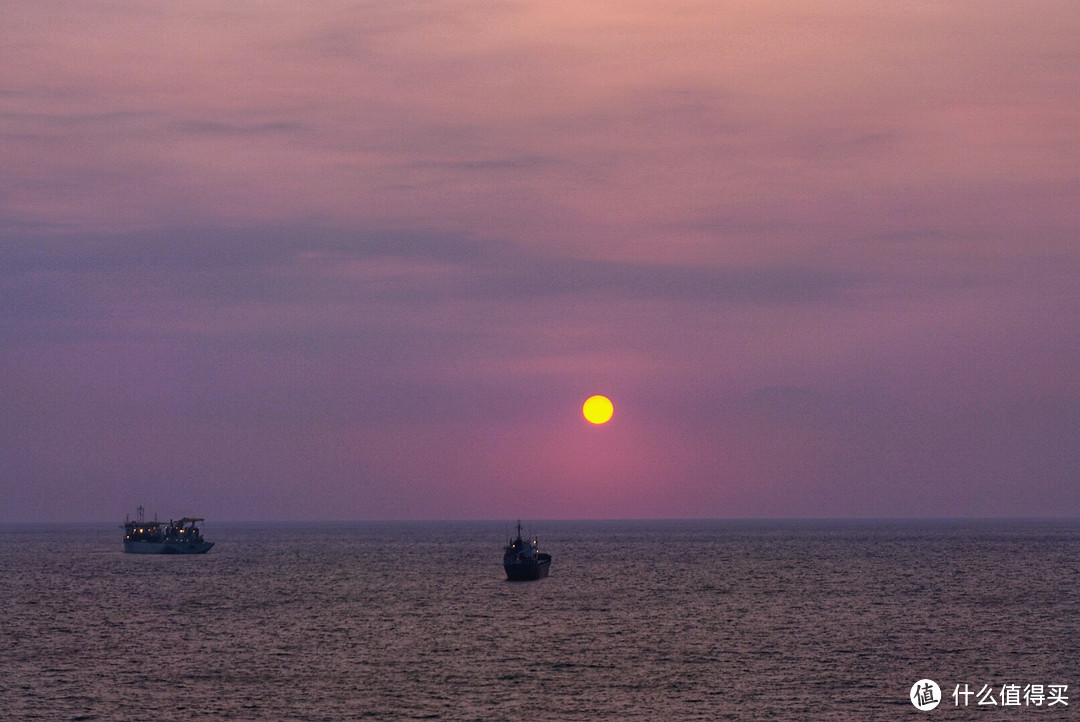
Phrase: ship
[
  {"left": 503, "top": 520, "right": 551, "bottom": 581},
  {"left": 122, "top": 506, "right": 214, "bottom": 554}
]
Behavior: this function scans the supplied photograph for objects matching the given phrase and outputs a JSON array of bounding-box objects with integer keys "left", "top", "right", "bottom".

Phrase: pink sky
[{"left": 2, "top": 1, "right": 1078, "bottom": 521}]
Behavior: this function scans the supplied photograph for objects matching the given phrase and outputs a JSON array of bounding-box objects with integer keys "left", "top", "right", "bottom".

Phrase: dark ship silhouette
[{"left": 503, "top": 521, "right": 551, "bottom": 581}]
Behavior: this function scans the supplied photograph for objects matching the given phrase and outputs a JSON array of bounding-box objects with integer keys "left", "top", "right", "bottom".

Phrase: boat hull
[
  {"left": 123, "top": 541, "right": 214, "bottom": 555},
  {"left": 504, "top": 554, "right": 551, "bottom": 581}
]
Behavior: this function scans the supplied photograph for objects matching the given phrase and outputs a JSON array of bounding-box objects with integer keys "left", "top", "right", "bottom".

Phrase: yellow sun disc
[{"left": 582, "top": 395, "right": 614, "bottom": 424}]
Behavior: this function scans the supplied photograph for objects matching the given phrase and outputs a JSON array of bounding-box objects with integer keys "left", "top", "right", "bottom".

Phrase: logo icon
[{"left": 911, "top": 679, "right": 941, "bottom": 710}]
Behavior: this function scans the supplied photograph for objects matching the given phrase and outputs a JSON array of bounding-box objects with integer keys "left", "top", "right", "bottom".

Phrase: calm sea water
[{"left": 1, "top": 520, "right": 1077, "bottom": 720}]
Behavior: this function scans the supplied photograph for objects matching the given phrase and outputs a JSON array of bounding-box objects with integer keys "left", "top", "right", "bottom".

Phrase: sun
[{"left": 582, "top": 395, "right": 614, "bottom": 424}]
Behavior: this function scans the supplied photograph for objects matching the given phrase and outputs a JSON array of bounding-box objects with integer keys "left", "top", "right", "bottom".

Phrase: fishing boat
[
  {"left": 503, "top": 520, "right": 551, "bottom": 581},
  {"left": 122, "top": 506, "right": 214, "bottom": 554}
]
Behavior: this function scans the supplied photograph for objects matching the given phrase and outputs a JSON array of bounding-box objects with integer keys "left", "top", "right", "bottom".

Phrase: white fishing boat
[{"left": 122, "top": 506, "right": 214, "bottom": 554}]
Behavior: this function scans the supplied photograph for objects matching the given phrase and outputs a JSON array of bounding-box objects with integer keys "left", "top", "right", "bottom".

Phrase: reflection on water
[{"left": 1, "top": 520, "right": 1077, "bottom": 720}]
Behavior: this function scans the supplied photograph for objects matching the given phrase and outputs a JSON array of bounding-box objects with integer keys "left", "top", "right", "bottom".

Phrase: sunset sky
[{"left": 2, "top": 0, "right": 1078, "bottom": 522}]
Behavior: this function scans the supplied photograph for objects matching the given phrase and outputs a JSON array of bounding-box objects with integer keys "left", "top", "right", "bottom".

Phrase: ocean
[{"left": 1, "top": 520, "right": 1077, "bottom": 720}]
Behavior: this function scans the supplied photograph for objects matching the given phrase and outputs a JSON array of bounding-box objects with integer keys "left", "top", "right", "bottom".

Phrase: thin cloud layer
[{"left": 1, "top": 1, "right": 1078, "bottom": 521}]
